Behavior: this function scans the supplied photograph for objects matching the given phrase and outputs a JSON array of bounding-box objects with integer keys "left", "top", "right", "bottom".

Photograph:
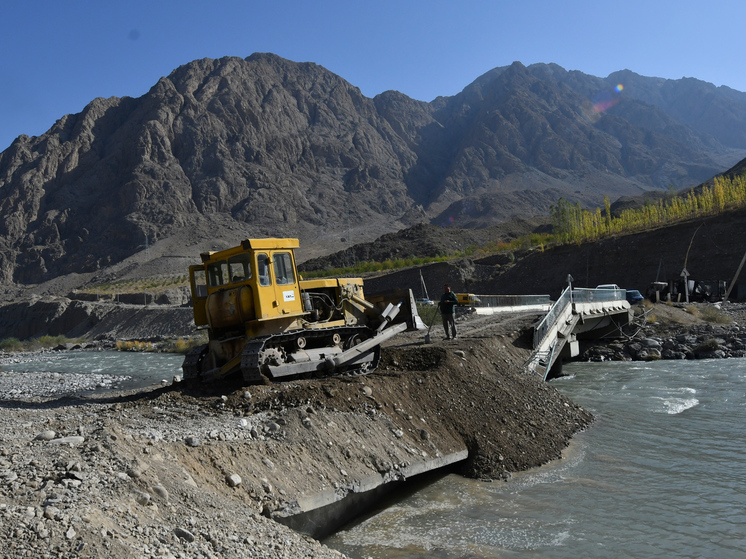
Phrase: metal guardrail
[
  {"left": 474, "top": 294, "right": 551, "bottom": 307},
  {"left": 528, "top": 286, "right": 629, "bottom": 377},
  {"left": 533, "top": 286, "right": 572, "bottom": 348},
  {"left": 571, "top": 287, "right": 626, "bottom": 303}
]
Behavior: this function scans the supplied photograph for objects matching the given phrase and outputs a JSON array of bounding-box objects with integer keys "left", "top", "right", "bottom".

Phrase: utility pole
[{"left": 420, "top": 270, "right": 429, "bottom": 300}]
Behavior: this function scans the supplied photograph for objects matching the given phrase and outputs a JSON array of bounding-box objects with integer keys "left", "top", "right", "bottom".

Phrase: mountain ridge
[{"left": 1, "top": 53, "right": 745, "bottom": 290}]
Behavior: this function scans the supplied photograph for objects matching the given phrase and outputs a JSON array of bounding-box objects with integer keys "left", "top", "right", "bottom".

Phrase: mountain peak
[{"left": 1, "top": 57, "right": 745, "bottom": 287}]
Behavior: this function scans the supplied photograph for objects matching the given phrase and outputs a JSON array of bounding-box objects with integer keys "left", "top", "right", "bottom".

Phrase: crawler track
[
  {"left": 239, "top": 325, "right": 379, "bottom": 382},
  {"left": 181, "top": 326, "right": 380, "bottom": 384}
]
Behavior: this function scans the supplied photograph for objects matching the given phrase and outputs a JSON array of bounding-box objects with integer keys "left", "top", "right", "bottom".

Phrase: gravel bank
[{"left": 0, "top": 311, "right": 592, "bottom": 558}]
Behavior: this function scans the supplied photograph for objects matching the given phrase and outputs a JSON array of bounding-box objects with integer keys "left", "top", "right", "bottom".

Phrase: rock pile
[
  {"left": 0, "top": 370, "right": 131, "bottom": 400},
  {"left": 582, "top": 329, "right": 746, "bottom": 362},
  {"left": 580, "top": 302, "right": 746, "bottom": 363},
  {"left": 0, "top": 393, "right": 356, "bottom": 558}
]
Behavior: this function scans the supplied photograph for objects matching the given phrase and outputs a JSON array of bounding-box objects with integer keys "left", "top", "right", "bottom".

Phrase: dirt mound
[{"left": 174, "top": 317, "right": 592, "bottom": 481}]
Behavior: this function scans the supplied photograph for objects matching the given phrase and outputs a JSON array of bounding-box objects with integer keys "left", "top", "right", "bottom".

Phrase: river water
[
  {"left": 324, "top": 358, "right": 746, "bottom": 558},
  {"left": 0, "top": 351, "right": 185, "bottom": 396}
]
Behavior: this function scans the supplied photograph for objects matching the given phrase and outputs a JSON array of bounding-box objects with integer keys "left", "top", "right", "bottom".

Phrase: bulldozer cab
[
  {"left": 250, "top": 245, "right": 303, "bottom": 319},
  {"left": 188, "top": 238, "right": 304, "bottom": 329}
]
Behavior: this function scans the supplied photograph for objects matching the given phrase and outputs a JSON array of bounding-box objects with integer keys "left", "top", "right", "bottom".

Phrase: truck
[
  {"left": 182, "top": 238, "right": 422, "bottom": 384},
  {"left": 455, "top": 293, "right": 481, "bottom": 307}
]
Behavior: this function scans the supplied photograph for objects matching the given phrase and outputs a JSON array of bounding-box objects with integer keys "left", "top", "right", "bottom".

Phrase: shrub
[
  {"left": 0, "top": 335, "right": 86, "bottom": 353},
  {"left": 115, "top": 340, "right": 154, "bottom": 352},
  {"left": 162, "top": 337, "right": 207, "bottom": 354},
  {"left": 32, "top": 335, "right": 72, "bottom": 349},
  {"left": 0, "top": 337, "right": 24, "bottom": 352},
  {"left": 699, "top": 306, "right": 732, "bottom": 324},
  {"left": 418, "top": 305, "right": 440, "bottom": 327}
]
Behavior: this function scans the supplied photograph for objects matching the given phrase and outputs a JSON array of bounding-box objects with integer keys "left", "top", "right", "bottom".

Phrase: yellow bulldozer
[{"left": 182, "top": 238, "right": 423, "bottom": 383}]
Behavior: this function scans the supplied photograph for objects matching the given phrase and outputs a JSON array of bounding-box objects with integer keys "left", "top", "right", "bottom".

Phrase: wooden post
[{"left": 724, "top": 249, "right": 746, "bottom": 303}]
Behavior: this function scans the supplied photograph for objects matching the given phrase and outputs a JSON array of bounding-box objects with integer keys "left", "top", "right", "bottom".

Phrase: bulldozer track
[
  {"left": 182, "top": 344, "right": 208, "bottom": 380},
  {"left": 240, "top": 325, "right": 377, "bottom": 382}
]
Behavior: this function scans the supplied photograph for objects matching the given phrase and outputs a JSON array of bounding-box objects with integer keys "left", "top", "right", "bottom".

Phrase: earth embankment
[{"left": 0, "top": 311, "right": 592, "bottom": 558}]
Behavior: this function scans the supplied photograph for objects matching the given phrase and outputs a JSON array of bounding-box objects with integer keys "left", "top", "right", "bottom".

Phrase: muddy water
[{"left": 324, "top": 358, "right": 746, "bottom": 558}]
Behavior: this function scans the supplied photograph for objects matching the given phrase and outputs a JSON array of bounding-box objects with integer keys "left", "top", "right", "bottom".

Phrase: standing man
[{"left": 439, "top": 284, "right": 458, "bottom": 339}]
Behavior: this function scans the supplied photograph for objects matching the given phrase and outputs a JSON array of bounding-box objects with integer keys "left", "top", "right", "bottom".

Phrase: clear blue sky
[{"left": 1, "top": 0, "right": 743, "bottom": 152}]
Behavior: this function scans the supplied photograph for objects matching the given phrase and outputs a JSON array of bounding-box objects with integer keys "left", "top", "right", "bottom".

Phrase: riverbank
[
  {"left": 579, "top": 301, "right": 746, "bottom": 363},
  {"left": 0, "top": 311, "right": 593, "bottom": 558}
]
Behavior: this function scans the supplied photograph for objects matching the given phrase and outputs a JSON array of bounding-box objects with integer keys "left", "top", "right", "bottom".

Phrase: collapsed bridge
[{"left": 526, "top": 286, "right": 632, "bottom": 380}]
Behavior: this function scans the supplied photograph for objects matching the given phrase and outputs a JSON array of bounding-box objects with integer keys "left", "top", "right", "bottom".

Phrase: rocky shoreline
[
  {"left": 0, "top": 341, "right": 187, "bottom": 401},
  {"left": 579, "top": 301, "right": 746, "bottom": 363}
]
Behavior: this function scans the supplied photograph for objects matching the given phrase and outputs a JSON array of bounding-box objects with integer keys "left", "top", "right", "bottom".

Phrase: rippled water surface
[
  {"left": 0, "top": 350, "right": 185, "bottom": 392},
  {"left": 324, "top": 358, "right": 746, "bottom": 558}
]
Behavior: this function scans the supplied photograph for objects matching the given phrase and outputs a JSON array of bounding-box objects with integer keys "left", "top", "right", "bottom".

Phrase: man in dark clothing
[{"left": 439, "top": 284, "right": 458, "bottom": 339}]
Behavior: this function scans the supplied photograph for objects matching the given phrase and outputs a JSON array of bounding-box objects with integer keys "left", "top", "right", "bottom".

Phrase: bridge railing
[
  {"left": 533, "top": 286, "right": 572, "bottom": 348},
  {"left": 571, "top": 287, "right": 626, "bottom": 303},
  {"left": 474, "top": 294, "right": 551, "bottom": 307}
]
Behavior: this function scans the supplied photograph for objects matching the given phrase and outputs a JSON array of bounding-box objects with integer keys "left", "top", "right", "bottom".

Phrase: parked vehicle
[
  {"left": 646, "top": 279, "right": 728, "bottom": 303},
  {"left": 625, "top": 289, "right": 644, "bottom": 304},
  {"left": 455, "top": 293, "right": 481, "bottom": 306}
]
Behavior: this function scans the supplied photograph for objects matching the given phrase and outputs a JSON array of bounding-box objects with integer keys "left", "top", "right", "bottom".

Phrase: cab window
[
  {"left": 273, "top": 252, "right": 295, "bottom": 285},
  {"left": 192, "top": 267, "right": 207, "bottom": 298},
  {"left": 206, "top": 261, "right": 228, "bottom": 287},
  {"left": 257, "top": 253, "right": 271, "bottom": 286},
  {"left": 228, "top": 253, "right": 252, "bottom": 283}
]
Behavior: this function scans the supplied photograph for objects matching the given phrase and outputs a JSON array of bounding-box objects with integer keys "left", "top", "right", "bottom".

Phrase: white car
[{"left": 596, "top": 284, "right": 622, "bottom": 290}]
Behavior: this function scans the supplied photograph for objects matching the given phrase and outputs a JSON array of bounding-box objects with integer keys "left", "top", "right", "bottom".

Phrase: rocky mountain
[
  {"left": 605, "top": 69, "right": 746, "bottom": 149},
  {"left": 1, "top": 53, "right": 746, "bottom": 289}
]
